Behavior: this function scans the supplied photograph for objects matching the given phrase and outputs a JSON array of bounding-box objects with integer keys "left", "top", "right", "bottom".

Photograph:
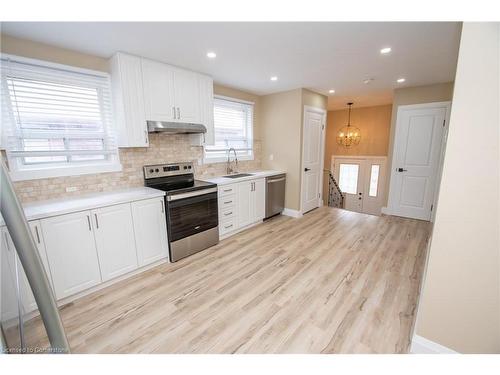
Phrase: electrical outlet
[
  {"left": 66, "top": 186, "right": 78, "bottom": 193},
  {"left": 269, "top": 154, "right": 274, "bottom": 161}
]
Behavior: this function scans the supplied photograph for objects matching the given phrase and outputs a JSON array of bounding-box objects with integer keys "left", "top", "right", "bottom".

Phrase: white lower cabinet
[
  {"left": 92, "top": 203, "right": 138, "bottom": 282},
  {"left": 131, "top": 197, "right": 169, "bottom": 266},
  {"left": 218, "top": 178, "right": 266, "bottom": 238},
  {"left": 41, "top": 211, "right": 102, "bottom": 300}
]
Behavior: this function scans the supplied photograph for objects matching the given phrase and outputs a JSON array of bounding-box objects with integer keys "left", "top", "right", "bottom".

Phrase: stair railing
[{"left": 324, "top": 169, "right": 345, "bottom": 209}]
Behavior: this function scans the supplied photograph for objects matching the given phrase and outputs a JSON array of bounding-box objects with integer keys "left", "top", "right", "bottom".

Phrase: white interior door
[
  {"left": 388, "top": 104, "right": 448, "bottom": 220},
  {"left": 302, "top": 107, "right": 326, "bottom": 214}
]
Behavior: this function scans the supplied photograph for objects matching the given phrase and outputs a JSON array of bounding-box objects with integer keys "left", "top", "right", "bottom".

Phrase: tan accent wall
[
  {"left": 384, "top": 82, "right": 455, "bottom": 205},
  {"left": 0, "top": 34, "right": 262, "bottom": 203},
  {"left": 415, "top": 23, "right": 500, "bottom": 353},
  {"left": 323, "top": 104, "right": 392, "bottom": 201},
  {"left": 260, "top": 88, "right": 327, "bottom": 211}
]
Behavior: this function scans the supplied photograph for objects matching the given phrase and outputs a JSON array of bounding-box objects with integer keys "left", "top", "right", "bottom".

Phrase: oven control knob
[
  {"left": 184, "top": 166, "right": 187, "bottom": 169},
  {"left": 149, "top": 169, "right": 154, "bottom": 173},
  {"left": 155, "top": 168, "right": 159, "bottom": 173},
  {"left": 188, "top": 166, "right": 192, "bottom": 169}
]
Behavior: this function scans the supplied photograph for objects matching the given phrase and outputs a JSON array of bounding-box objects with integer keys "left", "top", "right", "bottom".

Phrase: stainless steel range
[{"left": 144, "top": 162, "right": 218, "bottom": 262}]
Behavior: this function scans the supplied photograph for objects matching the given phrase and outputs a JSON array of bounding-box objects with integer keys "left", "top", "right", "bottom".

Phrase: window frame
[
  {"left": 203, "top": 95, "right": 254, "bottom": 164},
  {"left": 1, "top": 54, "right": 122, "bottom": 181}
]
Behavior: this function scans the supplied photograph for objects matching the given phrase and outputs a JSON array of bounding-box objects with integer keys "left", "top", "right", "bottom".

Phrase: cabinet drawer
[
  {"left": 219, "top": 218, "right": 237, "bottom": 235},
  {"left": 219, "top": 193, "right": 236, "bottom": 209},
  {"left": 219, "top": 185, "right": 237, "bottom": 197},
  {"left": 220, "top": 206, "right": 236, "bottom": 220}
]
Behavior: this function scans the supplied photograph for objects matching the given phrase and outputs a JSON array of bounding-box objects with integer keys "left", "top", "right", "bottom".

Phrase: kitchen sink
[{"left": 223, "top": 173, "right": 254, "bottom": 179}]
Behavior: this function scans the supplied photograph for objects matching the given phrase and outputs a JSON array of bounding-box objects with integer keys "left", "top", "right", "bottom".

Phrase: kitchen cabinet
[
  {"left": 110, "top": 52, "right": 149, "bottom": 147},
  {"left": 191, "top": 74, "right": 215, "bottom": 146},
  {"left": 217, "top": 177, "right": 266, "bottom": 238},
  {"left": 142, "top": 58, "right": 176, "bottom": 123},
  {"left": 141, "top": 58, "right": 211, "bottom": 126},
  {"left": 1, "top": 224, "right": 54, "bottom": 314},
  {"left": 131, "top": 197, "right": 169, "bottom": 266},
  {"left": 91, "top": 203, "right": 138, "bottom": 282},
  {"left": 238, "top": 178, "right": 265, "bottom": 228},
  {"left": 41, "top": 211, "right": 102, "bottom": 299}
]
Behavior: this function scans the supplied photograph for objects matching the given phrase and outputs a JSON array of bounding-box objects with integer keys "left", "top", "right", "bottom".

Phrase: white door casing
[
  {"left": 387, "top": 102, "right": 450, "bottom": 221},
  {"left": 301, "top": 106, "right": 327, "bottom": 214}
]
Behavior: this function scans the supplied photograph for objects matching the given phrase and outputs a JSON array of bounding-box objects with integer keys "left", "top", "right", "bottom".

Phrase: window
[
  {"left": 338, "top": 163, "right": 359, "bottom": 194},
  {"left": 369, "top": 164, "right": 380, "bottom": 197},
  {"left": 204, "top": 96, "right": 253, "bottom": 162},
  {"left": 1, "top": 55, "right": 121, "bottom": 180}
]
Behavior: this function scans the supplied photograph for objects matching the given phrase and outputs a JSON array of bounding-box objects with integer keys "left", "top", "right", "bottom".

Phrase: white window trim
[
  {"left": 1, "top": 53, "right": 122, "bottom": 181},
  {"left": 203, "top": 95, "right": 254, "bottom": 164}
]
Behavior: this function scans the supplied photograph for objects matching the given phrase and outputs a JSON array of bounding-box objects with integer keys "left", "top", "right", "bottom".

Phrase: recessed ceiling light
[
  {"left": 206, "top": 51, "right": 216, "bottom": 59},
  {"left": 270, "top": 76, "right": 278, "bottom": 81},
  {"left": 329, "top": 89, "right": 335, "bottom": 94},
  {"left": 363, "top": 78, "right": 374, "bottom": 84},
  {"left": 397, "top": 78, "right": 406, "bottom": 83},
  {"left": 380, "top": 47, "right": 392, "bottom": 54}
]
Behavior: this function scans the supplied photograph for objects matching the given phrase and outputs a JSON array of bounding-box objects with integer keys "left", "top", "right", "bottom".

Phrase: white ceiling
[{"left": 1, "top": 22, "right": 461, "bottom": 110}]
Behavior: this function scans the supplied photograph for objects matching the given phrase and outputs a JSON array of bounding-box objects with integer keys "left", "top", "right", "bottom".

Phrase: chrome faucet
[{"left": 226, "top": 147, "right": 238, "bottom": 175}]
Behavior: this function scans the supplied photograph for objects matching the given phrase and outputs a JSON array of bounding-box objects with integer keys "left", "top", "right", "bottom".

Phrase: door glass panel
[
  {"left": 338, "top": 164, "right": 359, "bottom": 194},
  {"left": 369, "top": 165, "right": 380, "bottom": 197}
]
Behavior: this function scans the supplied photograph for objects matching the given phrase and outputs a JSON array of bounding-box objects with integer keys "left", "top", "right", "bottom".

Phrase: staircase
[{"left": 325, "top": 170, "right": 345, "bottom": 209}]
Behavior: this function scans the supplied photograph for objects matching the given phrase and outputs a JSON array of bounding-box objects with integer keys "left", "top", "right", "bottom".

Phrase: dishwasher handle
[{"left": 267, "top": 177, "right": 286, "bottom": 184}]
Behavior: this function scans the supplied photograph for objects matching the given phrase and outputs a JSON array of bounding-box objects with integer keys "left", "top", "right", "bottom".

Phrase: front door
[
  {"left": 388, "top": 104, "right": 448, "bottom": 220},
  {"left": 333, "top": 156, "right": 386, "bottom": 215},
  {"left": 302, "top": 107, "right": 326, "bottom": 214}
]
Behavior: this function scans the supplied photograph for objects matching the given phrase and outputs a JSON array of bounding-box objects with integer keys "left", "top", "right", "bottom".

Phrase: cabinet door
[
  {"left": 253, "top": 178, "right": 266, "bottom": 222},
  {"left": 237, "top": 181, "right": 254, "bottom": 228},
  {"left": 174, "top": 69, "right": 200, "bottom": 123},
  {"left": 111, "top": 53, "right": 148, "bottom": 147},
  {"left": 92, "top": 203, "right": 138, "bottom": 282},
  {"left": 131, "top": 198, "right": 169, "bottom": 266},
  {"left": 41, "top": 211, "right": 102, "bottom": 299},
  {"left": 142, "top": 58, "right": 176, "bottom": 122},
  {"left": 1, "top": 228, "right": 21, "bottom": 322},
  {"left": 197, "top": 74, "right": 215, "bottom": 145}
]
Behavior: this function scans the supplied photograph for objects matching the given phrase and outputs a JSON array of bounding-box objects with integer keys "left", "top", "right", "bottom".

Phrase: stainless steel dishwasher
[{"left": 265, "top": 174, "right": 286, "bottom": 219}]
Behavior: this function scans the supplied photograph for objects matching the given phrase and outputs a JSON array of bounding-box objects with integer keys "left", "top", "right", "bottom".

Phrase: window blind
[
  {"left": 1, "top": 56, "right": 119, "bottom": 178},
  {"left": 205, "top": 97, "right": 253, "bottom": 158}
]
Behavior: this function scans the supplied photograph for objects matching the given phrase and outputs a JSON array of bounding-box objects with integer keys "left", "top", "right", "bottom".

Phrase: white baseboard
[
  {"left": 410, "top": 334, "right": 458, "bottom": 354},
  {"left": 282, "top": 208, "right": 303, "bottom": 218},
  {"left": 381, "top": 206, "right": 391, "bottom": 215}
]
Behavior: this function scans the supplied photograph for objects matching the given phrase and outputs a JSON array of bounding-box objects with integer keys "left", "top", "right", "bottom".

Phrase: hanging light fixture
[{"left": 336, "top": 102, "right": 361, "bottom": 148}]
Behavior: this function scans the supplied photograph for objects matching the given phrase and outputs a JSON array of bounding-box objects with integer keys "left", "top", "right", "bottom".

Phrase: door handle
[
  {"left": 304, "top": 168, "right": 311, "bottom": 172},
  {"left": 397, "top": 168, "right": 408, "bottom": 172},
  {"left": 94, "top": 213, "right": 99, "bottom": 229},
  {"left": 87, "top": 215, "right": 92, "bottom": 231},
  {"left": 144, "top": 130, "right": 148, "bottom": 144},
  {"left": 177, "top": 107, "right": 180, "bottom": 119},
  {"left": 35, "top": 225, "right": 41, "bottom": 244}
]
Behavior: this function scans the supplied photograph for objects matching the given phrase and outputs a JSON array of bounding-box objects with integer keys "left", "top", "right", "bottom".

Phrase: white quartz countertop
[
  {"left": 20, "top": 187, "right": 165, "bottom": 221},
  {"left": 201, "top": 170, "right": 286, "bottom": 186}
]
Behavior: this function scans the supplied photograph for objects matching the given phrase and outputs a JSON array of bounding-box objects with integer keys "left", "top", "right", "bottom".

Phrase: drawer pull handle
[
  {"left": 223, "top": 189, "right": 232, "bottom": 192},
  {"left": 224, "top": 200, "right": 232, "bottom": 204},
  {"left": 224, "top": 211, "right": 233, "bottom": 216},
  {"left": 34, "top": 225, "right": 41, "bottom": 244},
  {"left": 224, "top": 224, "right": 233, "bottom": 229}
]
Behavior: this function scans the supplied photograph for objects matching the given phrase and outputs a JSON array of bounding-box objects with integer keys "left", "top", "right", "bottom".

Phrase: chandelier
[{"left": 336, "top": 102, "right": 361, "bottom": 148}]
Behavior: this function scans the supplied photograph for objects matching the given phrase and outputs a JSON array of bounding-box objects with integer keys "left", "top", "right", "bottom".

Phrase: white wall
[{"left": 414, "top": 23, "right": 500, "bottom": 353}]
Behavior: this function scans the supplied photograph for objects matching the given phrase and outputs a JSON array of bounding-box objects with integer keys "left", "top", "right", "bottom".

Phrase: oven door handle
[{"left": 167, "top": 187, "right": 218, "bottom": 201}]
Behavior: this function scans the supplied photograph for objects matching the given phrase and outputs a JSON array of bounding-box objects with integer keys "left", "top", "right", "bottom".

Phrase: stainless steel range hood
[{"left": 147, "top": 121, "right": 207, "bottom": 134}]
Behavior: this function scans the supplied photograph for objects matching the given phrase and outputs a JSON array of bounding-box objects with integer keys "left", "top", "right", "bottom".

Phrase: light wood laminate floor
[{"left": 24, "top": 207, "right": 431, "bottom": 353}]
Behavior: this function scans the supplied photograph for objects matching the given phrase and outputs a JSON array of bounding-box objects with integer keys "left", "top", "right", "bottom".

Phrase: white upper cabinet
[
  {"left": 110, "top": 52, "right": 149, "bottom": 147},
  {"left": 142, "top": 58, "right": 176, "bottom": 122},
  {"left": 41, "top": 211, "right": 102, "bottom": 299},
  {"left": 173, "top": 68, "right": 200, "bottom": 123},
  {"left": 196, "top": 74, "right": 215, "bottom": 145},
  {"left": 110, "top": 53, "right": 215, "bottom": 147},
  {"left": 91, "top": 203, "right": 138, "bottom": 282}
]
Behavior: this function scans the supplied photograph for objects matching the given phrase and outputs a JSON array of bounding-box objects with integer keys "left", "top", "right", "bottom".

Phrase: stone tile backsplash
[{"left": 10, "top": 133, "right": 262, "bottom": 203}]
